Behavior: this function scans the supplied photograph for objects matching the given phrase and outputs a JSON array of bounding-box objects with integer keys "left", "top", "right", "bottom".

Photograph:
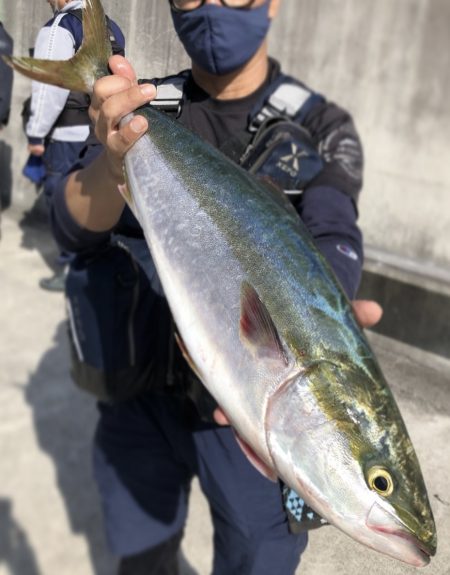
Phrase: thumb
[{"left": 108, "top": 55, "right": 137, "bottom": 85}]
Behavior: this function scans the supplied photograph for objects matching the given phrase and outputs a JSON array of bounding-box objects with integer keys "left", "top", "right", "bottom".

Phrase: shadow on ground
[
  {"left": 23, "top": 320, "right": 200, "bottom": 575},
  {"left": 17, "top": 192, "right": 59, "bottom": 275},
  {"left": 0, "top": 497, "right": 42, "bottom": 575},
  {"left": 24, "top": 321, "right": 117, "bottom": 575}
]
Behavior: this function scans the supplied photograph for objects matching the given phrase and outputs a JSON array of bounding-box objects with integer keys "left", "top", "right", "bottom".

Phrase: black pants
[{"left": 118, "top": 531, "right": 183, "bottom": 575}]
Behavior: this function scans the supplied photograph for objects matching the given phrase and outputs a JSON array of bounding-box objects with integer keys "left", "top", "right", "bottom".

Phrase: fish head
[{"left": 266, "top": 359, "right": 437, "bottom": 566}]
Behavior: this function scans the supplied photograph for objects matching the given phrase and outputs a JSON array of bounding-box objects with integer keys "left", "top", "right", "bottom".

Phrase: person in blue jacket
[
  {"left": 0, "top": 21, "right": 14, "bottom": 222},
  {"left": 0, "top": 21, "right": 13, "bottom": 130},
  {"left": 25, "top": 0, "right": 124, "bottom": 290},
  {"left": 48, "top": 0, "right": 383, "bottom": 573}
]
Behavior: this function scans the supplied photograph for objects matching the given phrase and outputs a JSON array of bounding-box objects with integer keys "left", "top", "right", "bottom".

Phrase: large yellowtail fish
[{"left": 5, "top": 0, "right": 437, "bottom": 566}]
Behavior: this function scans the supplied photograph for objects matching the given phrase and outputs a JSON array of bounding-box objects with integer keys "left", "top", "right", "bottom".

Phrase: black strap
[
  {"left": 248, "top": 72, "right": 325, "bottom": 130},
  {"left": 138, "top": 71, "right": 190, "bottom": 117},
  {"left": 217, "top": 70, "right": 326, "bottom": 163}
]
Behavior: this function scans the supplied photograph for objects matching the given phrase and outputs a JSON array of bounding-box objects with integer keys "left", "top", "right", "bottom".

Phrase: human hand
[
  {"left": 213, "top": 299, "right": 383, "bottom": 426},
  {"left": 89, "top": 55, "right": 156, "bottom": 183},
  {"left": 28, "top": 143, "right": 45, "bottom": 156},
  {"left": 351, "top": 299, "right": 383, "bottom": 329}
]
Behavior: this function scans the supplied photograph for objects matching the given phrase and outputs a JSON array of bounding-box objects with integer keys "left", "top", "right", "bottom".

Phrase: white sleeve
[{"left": 26, "top": 16, "right": 76, "bottom": 140}]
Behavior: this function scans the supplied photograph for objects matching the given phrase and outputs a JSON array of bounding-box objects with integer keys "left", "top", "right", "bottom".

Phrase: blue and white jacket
[{"left": 26, "top": 0, "right": 124, "bottom": 145}]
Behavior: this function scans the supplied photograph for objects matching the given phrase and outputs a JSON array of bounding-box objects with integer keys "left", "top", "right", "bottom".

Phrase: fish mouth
[
  {"left": 370, "top": 524, "right": 433, "bottom": 564},
  {"left": 366, "top": 502, "right": 435, "bottom": 566}
]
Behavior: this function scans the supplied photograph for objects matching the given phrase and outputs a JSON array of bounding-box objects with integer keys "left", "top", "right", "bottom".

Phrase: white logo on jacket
[{"left": 277, "top": 143, "right": 309, "bottom": 177}]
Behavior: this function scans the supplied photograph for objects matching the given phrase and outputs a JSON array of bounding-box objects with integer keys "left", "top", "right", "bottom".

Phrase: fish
[{"left": 4, "top": 0, "right": 437, "bottom": 566}]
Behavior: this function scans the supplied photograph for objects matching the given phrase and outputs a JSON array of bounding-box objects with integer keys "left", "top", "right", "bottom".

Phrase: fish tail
[{"left": 3, "top": 0, "right": 111, "bottom": 93}]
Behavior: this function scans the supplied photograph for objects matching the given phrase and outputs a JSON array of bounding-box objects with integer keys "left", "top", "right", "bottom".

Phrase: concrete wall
[{"left": 1, "top": 0, "right": 449, "bottom": 269}]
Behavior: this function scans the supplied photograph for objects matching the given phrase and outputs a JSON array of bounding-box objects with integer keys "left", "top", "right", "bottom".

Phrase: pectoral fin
[{"left": 240, "top": 281, "right": 288, "bottom": 366}]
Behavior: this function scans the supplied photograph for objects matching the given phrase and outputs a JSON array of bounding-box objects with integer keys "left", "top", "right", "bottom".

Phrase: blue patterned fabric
[{"left": 282, "top": 485, "right": 328, "bottom": 533}]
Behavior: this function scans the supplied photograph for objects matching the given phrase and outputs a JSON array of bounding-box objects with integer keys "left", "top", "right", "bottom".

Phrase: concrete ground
[{"left": 0, "top": 197, "right": 449, "bottom": 575}]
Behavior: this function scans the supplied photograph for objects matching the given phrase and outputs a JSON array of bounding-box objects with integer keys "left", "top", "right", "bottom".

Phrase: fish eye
[{"left": 367, "top": 467, "right": 394, "bottom": 496}]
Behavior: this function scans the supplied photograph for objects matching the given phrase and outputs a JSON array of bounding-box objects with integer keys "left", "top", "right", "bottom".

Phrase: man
[
  {"left": 25, "top": 0, "right": 124, "bottom": 290},
  {"left": 0, "top": 21, "right": 13, "bottom": 130},
  {"left": 49, "top": 0, "right": 382, "bottom": 573},
  {"left": 0, "top": 21, "right": 13, "bottom": 227}
]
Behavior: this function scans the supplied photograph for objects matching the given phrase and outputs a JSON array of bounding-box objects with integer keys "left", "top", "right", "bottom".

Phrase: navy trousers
[
  {"left": 42, "top": 139, "right": 86, "bottom": 201},
  {"left": 93, "top": 394, "right": 308, "bottom": 574}
]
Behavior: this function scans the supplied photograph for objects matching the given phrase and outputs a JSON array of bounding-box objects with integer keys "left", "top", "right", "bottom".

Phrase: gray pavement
[{"left": 0, "top": 199, "right": 449, "bottom": 575}]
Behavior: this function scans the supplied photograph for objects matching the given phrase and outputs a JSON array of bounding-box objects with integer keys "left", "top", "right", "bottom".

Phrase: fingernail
[
  {"left": 130, "top": 116, "right": 147, "bottom": 133},
  {"left": 140, "top": 84, "right": 155, "bottom": 98}
]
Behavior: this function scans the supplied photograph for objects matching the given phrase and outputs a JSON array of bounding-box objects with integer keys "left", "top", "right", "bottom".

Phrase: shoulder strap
[
  {"left": 238, "top": 73, "right": 327, "bottom": 192},
  {"left": 139, "top": 70, "right": 189, "bottom": 116},
  {"left": 104, "top": 15, "right": 124, "bottom": 57},
  {"left": 248, "top": 73, "right": 325, "bottom": 132},
  {"left": 65, "top": 8, "right": 82, "bottom": 21}
]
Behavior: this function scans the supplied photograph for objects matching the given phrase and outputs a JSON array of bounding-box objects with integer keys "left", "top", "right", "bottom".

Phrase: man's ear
[{"left": 269, "top": 0, "right": 281, "bottom": 19}]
